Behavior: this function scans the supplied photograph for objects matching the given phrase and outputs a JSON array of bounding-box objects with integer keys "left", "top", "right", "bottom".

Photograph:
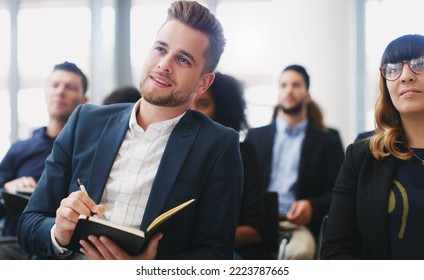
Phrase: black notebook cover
[
  {"left": 68, "top": 216, "right": 146, "bottom": 255},
  {"left": 67, "top": 198, "right": 196, "bottom": 255}
]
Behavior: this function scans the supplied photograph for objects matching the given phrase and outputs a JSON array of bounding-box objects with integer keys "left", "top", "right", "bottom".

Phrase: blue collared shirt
[{"left": 268, "top": 118, "right": 308, "bottom": 214}]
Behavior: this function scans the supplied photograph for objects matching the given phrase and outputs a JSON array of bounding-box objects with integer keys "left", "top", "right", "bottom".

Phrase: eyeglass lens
[{"left": 381, "top": 56, "right": 424, "bottom": 81}]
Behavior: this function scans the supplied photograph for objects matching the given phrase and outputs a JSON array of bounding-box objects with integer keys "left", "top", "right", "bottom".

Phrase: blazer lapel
[
  {"left": 263, "top": 123, "right": 276, "bottom": 188},
  {"left": 87, "top": 108, "right": 132, "bottom": 202},
  {"left": 141, "top": 111, "right": 200, "bottom": 230},
  {"left": 373, "top": 155, "right": 398, "bottom": 256}
]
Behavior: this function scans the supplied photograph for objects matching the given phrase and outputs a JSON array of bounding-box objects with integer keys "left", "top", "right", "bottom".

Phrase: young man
[
  {"left": 245, "top": 65, "right": 344, "bottom": 259},
  {"left": 0, "top": 61, "right": 88, "bottom": 259},
  {"left": 18, "top": 1, "right": 243, "bottom": 260}
]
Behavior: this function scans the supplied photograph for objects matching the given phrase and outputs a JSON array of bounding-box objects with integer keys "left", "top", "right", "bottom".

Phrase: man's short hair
[
  {"left": 166, "top": 1, "right": 226, "bottom": 73},
  {"left": 53, "top": 61, "right": 89, "bottom": 94},
  {"left": 282, "top": 64, "right": 310, "bottom": 90}
]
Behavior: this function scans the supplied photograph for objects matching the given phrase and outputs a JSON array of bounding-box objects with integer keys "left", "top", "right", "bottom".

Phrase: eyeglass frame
[{"left": 379, "top": 55, "right": 424, "bottom": 81}]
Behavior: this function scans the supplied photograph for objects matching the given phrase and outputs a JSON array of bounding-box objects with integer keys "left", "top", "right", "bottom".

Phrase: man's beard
[
  {"left": 277, "top": 102, "right": 304, "bottom": 115},
  {"left": 140, "top": 77, "right": 193, "bottom": 107}
]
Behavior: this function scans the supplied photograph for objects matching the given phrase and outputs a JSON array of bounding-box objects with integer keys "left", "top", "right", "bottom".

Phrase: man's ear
[
  {"left": 81, "top": 96, "right": 88, "bottom": 104},
  {"left": 196, "top": 72, "right": 215, "bottom": 95},
  {"left": 305, "top": 92, "right": 312, "bottom": 104}
]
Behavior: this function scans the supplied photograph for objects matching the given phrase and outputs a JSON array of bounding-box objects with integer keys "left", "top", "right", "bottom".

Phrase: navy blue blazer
[
  {"left": 244, "top": 122, "right": 344, "bottom": 240},
  {"left": 17, "top": 104, "right": 243, "bottom": 259}
]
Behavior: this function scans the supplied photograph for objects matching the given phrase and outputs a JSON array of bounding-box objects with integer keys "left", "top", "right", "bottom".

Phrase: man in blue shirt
[
  {"left": 0, "top": 61, "right": 88, "bottom": 259},
  {"left": 245, "top": 65, "right": 344, "bottom": 259}
]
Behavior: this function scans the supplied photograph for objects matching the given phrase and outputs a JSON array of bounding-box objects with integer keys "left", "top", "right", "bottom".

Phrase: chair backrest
[
  {"left": 316, "top": 214, "right": 329, "bottom": 259},
  {"left": 263, "top": 191, "right": 279, "bottom": 258}
]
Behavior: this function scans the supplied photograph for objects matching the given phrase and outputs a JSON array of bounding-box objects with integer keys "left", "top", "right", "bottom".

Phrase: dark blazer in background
[
  {"left": 321, "top": 140, "right": 396, "bottom": 259},
  {"left": 17, "top": 104, "right": 243, "bottom": 260},
  {"left": 244, "top": 122, "right": 344, "bottom": 240},
  {"left": 236, "top": 141, "right": 267, "bottom": 259}
]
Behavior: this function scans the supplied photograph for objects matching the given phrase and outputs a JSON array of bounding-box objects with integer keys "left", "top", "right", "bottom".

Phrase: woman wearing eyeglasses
[{"left": 321, "top": 34, "right": 424, "bottom": 259}]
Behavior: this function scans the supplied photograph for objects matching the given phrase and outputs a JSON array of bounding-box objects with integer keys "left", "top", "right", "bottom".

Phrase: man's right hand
[
  {"left": 54, "top": 190, "right": 105, "bottom": 247},
  {"left": 4, "top": 176, "right": 37, "bottom": 193},
  {"left": 286, "top": 199, "right": 313, "bottom": 225}
]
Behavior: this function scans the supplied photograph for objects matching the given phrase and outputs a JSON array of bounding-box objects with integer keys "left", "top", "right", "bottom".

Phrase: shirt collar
[
  {"left": 128, "top": 99, "right": 186, "bottom": 135},
  {"left": 33, "top": 126, "right": 55, "bottom": 141},
  {"left": 276, "top": 117, "right": 308, "bottom": 136}
]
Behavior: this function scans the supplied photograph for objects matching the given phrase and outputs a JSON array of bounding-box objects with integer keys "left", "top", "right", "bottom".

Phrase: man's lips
[
  {"left": 52, "top": 101, "right": 66, "bottom": 107},
  {"left": 150, "top": 74, "right": 171, "bottom": 87}
]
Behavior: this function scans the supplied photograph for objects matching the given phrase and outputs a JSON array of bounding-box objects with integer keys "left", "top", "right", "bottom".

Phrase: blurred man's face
[{"left": 45, "top": 70, "right": 87, "bottom": 122}]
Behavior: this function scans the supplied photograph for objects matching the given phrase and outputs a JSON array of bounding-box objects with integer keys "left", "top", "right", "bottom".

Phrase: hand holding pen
[
  {"left": 77, "top": 178, "right": 104, "bottom": 218},
  {"left": 53, "top": 179, "right": 105, "bottom": 247}
]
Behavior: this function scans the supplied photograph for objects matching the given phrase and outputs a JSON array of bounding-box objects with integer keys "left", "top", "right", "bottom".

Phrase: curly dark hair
[{"left": 207, "top": 72, "right": 248, "bottom": 132}]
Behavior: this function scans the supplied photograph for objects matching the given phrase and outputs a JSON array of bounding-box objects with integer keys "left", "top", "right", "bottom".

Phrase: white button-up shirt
[{"left": 101, "top": 101, "right": 185, "bottom": 228}]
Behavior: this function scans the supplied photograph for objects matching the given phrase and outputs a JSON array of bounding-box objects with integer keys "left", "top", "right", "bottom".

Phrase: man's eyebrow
[
  {"left": 179, "top": 49, "right": 196, "bottom": 65},
  {"left": 155, "top": 40, "right": 197, "bottom": 65},
  {"left": 155, "top": 40, "right": 168, "bottom": 48}
]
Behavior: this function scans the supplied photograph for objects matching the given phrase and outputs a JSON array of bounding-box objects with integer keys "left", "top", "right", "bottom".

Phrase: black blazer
[
  {"left": 244, "top": 122, "right": 344, "bottom": 239},
  {"left": 321, "top": 140, "right": 397, "bottom": 259},
  {"left": 236, "top": 141, "right": 267, "bottom": 259}
]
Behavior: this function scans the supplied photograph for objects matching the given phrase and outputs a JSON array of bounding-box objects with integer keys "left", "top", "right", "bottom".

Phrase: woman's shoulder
[{"left": 345, "top": 138, "right": 374, "bottom": 165}]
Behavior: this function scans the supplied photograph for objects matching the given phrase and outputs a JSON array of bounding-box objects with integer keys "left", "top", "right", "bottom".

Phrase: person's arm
[
  {"left": 306, "top": 133, "right": 345, "bottom": 225},
  {"left": 235, "top": 226, "right": 262, "bottom": 247},
  {"left": 93, "top": 127, "right": 243, "bottom": 260},
  {"left": 53, "top": 189, "right": 104, "bottom": 248},
  {"left": 18, "top": 104, "right": 152, "bottom": 259},
  {"left": 17, "top": 106, "right": 84, "bottom": 257},
  {"left": 177, "top": 131, "right": 243, "bottom": 259},
  {"left": 286, "top": 199, "right": 313, "bottom": 225},
  {"left": 0, "top": 146, "right": 19, "bottom": 217},
  {"left": 320, "top": 144, "right": 362, "bottom": 259},
  {"left": 4, "top": 176, "right": 37, "bottom": 193},
  {"left": 236, "top": 141, "right": 266, "bottom": 247}
]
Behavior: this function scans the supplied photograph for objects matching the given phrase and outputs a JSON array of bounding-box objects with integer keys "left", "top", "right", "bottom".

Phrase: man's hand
[
  {"left": 79, "top": 233, "right": 163, "bottom": 260},
  {"left": 286, "top": 199, "right": 313, "bottom": 225},
  {"left": 54, "top": 190, "right": 105, "bottom": 247},
  {"left": 4, "top": 176, "right": 37, "bottom": 193}
]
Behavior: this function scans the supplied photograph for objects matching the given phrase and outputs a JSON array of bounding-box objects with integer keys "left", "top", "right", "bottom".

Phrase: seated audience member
[
  {"left": 0, "top": 61, "right": 88, "bottom": 259},
  {"left": 322, "top": 34, "right": 424, "bottom": 259},
  {"left": 245, "top": 64, "right": 344, "bottom": 259},
  {"left": 17, "top": 1, "right": 243, "bottom": 260},
  {"left": 191, "top": 72, "right": 268, "bottom": 259},
  {"left": 102, "top": 85, "right": 140, "bottom": 105}
]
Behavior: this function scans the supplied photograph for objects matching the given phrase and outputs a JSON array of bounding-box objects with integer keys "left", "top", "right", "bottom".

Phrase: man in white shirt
[{"left": 17, "top": 1, "right": 243, "bottom": 260}]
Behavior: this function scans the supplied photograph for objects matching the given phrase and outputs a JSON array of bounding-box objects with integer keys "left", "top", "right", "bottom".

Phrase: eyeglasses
[{"left": 380, "top": 55, "right": 424, "bottom": 81}]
